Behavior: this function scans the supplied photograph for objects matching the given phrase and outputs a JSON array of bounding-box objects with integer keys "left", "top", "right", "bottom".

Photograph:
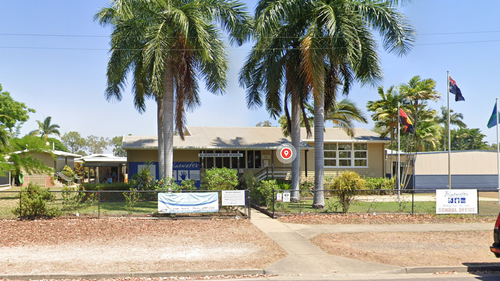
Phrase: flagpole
[
  {"left": 397, "top": 102, "right": 401, "bottom": 203},
  {"left": 447, "top": 71, "right": 451, "bottom": 189},
  {"left": 496, "top": 98, "right": 499, "bottom": 204}
]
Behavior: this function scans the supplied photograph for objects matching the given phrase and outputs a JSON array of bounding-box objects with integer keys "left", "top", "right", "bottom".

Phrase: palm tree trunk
[
  {"left": 157, "top": 97, "right": 165, "bottom": 180},
  {"left": 291, "top": 87, "right": 301, "bottom": 202},
  {"left": 163, "top": 68, "right": 175, "bottom": 181},
  {"left": 313, "top": 93, "right": 325, "bottom": 208}
]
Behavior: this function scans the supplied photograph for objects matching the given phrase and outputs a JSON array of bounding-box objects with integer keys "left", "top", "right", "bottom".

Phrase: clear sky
[{"left": 1, "top": 0, "right": 499, "bottom": 150}]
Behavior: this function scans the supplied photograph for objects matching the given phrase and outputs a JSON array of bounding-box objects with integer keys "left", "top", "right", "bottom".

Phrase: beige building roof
[{"left": 123, "top": 127, "right": 387, "bottom": 150}]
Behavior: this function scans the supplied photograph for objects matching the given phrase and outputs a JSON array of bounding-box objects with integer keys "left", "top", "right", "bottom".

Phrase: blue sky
[{"left": 1, "top": 0, "right": 500, "bottom": 150}]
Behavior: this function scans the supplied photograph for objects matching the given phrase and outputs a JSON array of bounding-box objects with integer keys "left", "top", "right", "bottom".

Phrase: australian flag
[{"left": 449, "top": 76, "right": 465, "bottom": 102}]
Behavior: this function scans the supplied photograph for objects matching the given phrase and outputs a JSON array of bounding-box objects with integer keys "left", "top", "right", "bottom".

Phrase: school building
[{"left": 122, "top": 127, "right": 390, "bottom": 186}]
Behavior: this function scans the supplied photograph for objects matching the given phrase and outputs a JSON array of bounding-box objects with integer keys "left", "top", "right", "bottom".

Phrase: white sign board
[
  {"left": 222, "top": 190, "right": 245, "bottom": 206},
  {"left": 198, "top": 153, "right": 243, "bottom": 157},
  {"left": 276, "top": 193, "right": 282, "bottom": 202},
  {"left": 283, "top": 191, "right": 290, "bottom": 203},
  {"left": 158, "top": 192, "right": 219, "bottom": 213},
  {"left": 436, "top": 189, "right": 478, "bottom": 214}
]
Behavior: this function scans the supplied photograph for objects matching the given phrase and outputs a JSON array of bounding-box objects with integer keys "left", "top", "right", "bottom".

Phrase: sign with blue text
[
  {"left": 173, "top": 162, "right": 200, "bottom": 188},
  {"left": 436, "top": 189, "right": 477, "bottom": 214},
  {"left": 158, "top": 192, "right": 219, "bottom": 213}
]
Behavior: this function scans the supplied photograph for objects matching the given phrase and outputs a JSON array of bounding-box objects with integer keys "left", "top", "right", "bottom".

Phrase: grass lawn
[{"left": 272, "top": 197, "right": 500, "bottom": 216}]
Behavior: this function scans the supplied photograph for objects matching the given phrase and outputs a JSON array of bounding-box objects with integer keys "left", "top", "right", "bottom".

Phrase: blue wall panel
[{"left": 415, "top": 175, "right": 498, "bottom": 191}]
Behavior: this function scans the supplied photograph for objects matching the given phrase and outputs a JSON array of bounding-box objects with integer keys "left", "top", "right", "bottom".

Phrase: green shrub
[
  {"left": 132, "top": 165, "right": 153, "bottom": 190},
  {"left": 253, "top": 180, "right": 279, "bottom": 209},
  {"left": 61, "top": 165, "right": 75, "bottom": 180},
  {"left": 202, "top": 167, "right": 238, "bottom": 190},
  {"left": 239, "top": 172, "right": 258, "bottom": 190},
  {"left": 332, "top": 171, "right": 365, "bottom": 213},
  {"left": 364, "top": 177, "right": 395, "bottom": 195},
  {"left": 276, "top": 180, "right": 291, "bottom": 190},
  {"left": 151, "top": 177, "right": 181, "bottom": 191},
  {"left": 181, "top": 179, "right": 197, "bottom": 190},
  {"left": 13, "top": 184, "right": 61, "bottom": 219}
]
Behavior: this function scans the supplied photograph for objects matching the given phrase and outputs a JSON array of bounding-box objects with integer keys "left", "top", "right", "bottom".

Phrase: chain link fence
[
  {"left": 266, "top": 189, "right": 500, "bottom": 218},
  {"left": 0, "top": 189, "right": 251, "bottom": 220}
]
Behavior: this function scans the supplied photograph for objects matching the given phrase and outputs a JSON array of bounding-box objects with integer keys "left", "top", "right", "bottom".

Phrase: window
[
  {"left": 254, "top": 151, "right": 261, "bottom": 169},
  {"left": 201, "top": 150, "right": 261, "bottom": 169},
  {"left": 231, "top": 150, "right": 245, "bottom": 169},
  {"left": 215, "top": 150, "right": 223, "bottom": 168},
  {"left": 205, "top": 150, "right": 214, "bottom": 169},
  {"left": 324, "top": 143, "right": 368, "bottom": 167},
  {"left": 247, "top": 151, "right": 254, "bottom": 168}
]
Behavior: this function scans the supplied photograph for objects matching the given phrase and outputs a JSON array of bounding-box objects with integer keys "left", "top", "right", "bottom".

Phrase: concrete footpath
[{"left": 250, "top": 210, "right": 500, "bottom": 277}]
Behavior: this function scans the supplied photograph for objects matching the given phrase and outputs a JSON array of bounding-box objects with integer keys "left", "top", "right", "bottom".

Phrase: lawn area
[{"left": 271, "top": 196, "right": 500, "bottom": 216}]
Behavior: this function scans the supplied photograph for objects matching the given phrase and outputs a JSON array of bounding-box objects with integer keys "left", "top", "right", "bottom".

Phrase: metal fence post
[
  {"left": 98, "top": 190, "right": 101, "bottom": 219},
  {"left": 477, "top": 189, "right": 480, "bottom": 215},
  {"left": 411, "top": 189, "right": 414, "bottom": 215},
  {"left": 19, "top": 190, "right": 22, "bottom": 219},
  {"left": 272, "top": 189, "right": 275, "bottom": 219},
  {"left": 246, "top": 189, "right": 251, "bottom": 219}
]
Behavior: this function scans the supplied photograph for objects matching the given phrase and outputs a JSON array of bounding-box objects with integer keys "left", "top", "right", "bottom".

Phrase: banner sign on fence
[
  {"left": 158, "top": 192, "right": 219, "bottom": 213},
  {"left": 436, "top": 189, "right": 478, "bottom": 214},
  {"left": 222, "top": 190, "right": 245, "bottom": 206}
]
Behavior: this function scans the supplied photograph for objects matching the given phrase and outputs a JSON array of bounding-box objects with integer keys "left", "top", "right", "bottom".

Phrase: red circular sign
[{"left": 280, "top": 148, "right": 293, "bottom": 159}]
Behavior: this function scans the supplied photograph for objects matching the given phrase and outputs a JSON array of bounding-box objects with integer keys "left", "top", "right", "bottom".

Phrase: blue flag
[
  {"left": 449, "top": 76, "right": 465, "bottom": 101},
  {"left": 488, "top": 103, "right": 498, "bottom": 128}
]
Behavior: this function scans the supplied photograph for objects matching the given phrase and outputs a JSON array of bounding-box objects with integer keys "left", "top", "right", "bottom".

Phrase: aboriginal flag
[
  {"left": 449, "top": 76, "right": 465, "bottom": 102},
  {"left": 399, "top": 108, "right": 414, "bottom": 133}
]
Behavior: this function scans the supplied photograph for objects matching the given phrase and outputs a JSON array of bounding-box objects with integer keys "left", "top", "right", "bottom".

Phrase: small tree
[
  {"left": 332, "top": 171, "right": 365, "bottom": 213},
  {"left": 13, "top": 184, "right": 61, "bottom": 219}
]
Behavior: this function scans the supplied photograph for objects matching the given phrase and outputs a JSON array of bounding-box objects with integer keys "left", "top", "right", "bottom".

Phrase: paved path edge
[{"left": 0, "top": 269, "right": 265, "bottom": 280}]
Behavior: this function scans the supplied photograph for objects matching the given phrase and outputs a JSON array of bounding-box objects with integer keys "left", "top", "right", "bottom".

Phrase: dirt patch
[
  {"left": 278, "top": 213, "right": 496, "bottom": 225},
  {"left": 311, "top": 231, "right": 498, "bottom": 267},
  {"left": 0, "top": 218, "right": 287, "bottom": 275}
]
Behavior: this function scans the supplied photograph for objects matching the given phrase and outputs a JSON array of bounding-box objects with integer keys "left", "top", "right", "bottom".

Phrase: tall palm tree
[
  {"left": 435, "top": 106, "right": 466, "bottom": 151},
  {"left": 367, "top": 86, "right": 410, "bottom": 151},
  {"left": 411, "top": 106, "right": 441, "bottom": 151},
  {"left": 96, "top": 0, "right": 251, "bottom": 179},
  {"left": 298, "top": 0, "right": 414, "bottom": 208},
  {"left": 29, "top": 116, "right": 60, "bottom": 143},
  {"left": 243, "top": 0, "right": 414, "bottom": 207},
  {"left": 399, "top": 76, "right": 441, "bottom": 126},
  {"left": 240, "top": 6, "right": 311, "bottom": 202}
]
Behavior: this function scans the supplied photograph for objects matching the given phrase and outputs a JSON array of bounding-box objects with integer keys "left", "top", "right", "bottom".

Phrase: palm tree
[
  {"left": 367, "top": 86, "right": 410, "bottom": 151},
  {"left": 96, "top": 0, "right": 251, "bottom": 180},
  {"left": 29, "top": 116, "right": 60, "bottom": 143},
  {"left": 399, "top": 76, "right": 441, "bottom": 126},
  {"left": 240, "top": 7, "right": 311, "bottom": 202},
  {"left": 243, "top": 0, "right": 414, "bottom": 207},
  {"left": 411, "top": 106, "right": 441, "bottom": 152},
  {"left": 325, "top": 99, "right": 368, "bottom": 136},
  {"left": 298, "top": 0, "right": 414, "bottom": 208},
  {"left": 435, "top": 106, "right": 466, "bottom": 151}
]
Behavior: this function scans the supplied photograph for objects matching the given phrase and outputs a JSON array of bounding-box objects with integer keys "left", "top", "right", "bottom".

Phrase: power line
[
  {"left": 3, "top": 29, "right": 500, "bottom": 38},
  {"left": 0, "top": 33, "right": 108, "bottom": 38}
]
